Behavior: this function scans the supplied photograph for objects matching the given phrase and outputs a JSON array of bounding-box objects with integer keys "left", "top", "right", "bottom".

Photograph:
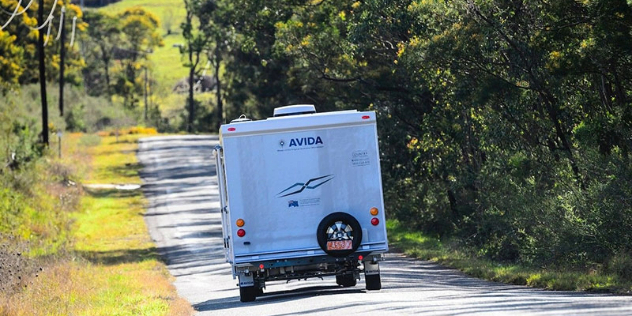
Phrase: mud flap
[
  {"left": 238, "top": 274, "right": 254, "bottom": 287},
  {"left": 364, "top": 261, "right": 380, "bottom": 275}
]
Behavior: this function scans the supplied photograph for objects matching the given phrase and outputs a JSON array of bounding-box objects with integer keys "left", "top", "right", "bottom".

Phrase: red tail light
[
  {"left": 371, "top": 218, "right": 379, "bottom": 226},
  {"left": 237, "top": 229, "right": 246, "bottom": 237}
]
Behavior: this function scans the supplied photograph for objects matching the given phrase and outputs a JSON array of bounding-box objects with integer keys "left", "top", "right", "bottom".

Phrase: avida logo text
[{"left": 289, "top": 136, "right": 323, "bottom": 147}]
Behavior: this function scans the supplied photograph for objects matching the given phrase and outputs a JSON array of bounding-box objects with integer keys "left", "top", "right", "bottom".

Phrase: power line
[
  {"left": 2, "top": 0, "right": 57, "bottom": 31},
  {"left": 43, "top": 12, "right": 52, "bottom": 45},
  {"left": 69, "top": 16, "right": 75, "bottom": 47},
  {"left": 54, "top": 6, "right": 63, "bottom": 41},
  {"left": 1, "top": 0, "right": 46, "bottom": 31},
  {"left": 1, "top": 0, "right": 23, "bottom": 30},
  {"left": 10, "top": 0, "right": 36, "bottom": 17},
  {"left": 2, "top": 1, "right": 78, "bottom": 47}
]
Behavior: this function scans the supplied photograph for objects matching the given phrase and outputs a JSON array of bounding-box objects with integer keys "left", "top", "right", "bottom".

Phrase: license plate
[{"left": 327, "top": 240, "right": 352, "bottom": 250}]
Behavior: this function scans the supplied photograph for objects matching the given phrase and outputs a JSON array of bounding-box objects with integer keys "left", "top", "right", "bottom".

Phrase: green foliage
[
  {"left": 0, "top": 29, "right": 25, "bottom": 94},
  {"left": 200, "top": 0, "right": 632, "bottom": 276},
  {"left": 81, "top": 7, "right": 163, "bottom": 111},
  {"left": 0, "top": 96, "right": 43, "bottom": 170},
  {"left": 388, "top": 219, "right": 631, "bottom": 293},
  {"left": 0, "top": 0, "right": 85, "bottom": 88}
]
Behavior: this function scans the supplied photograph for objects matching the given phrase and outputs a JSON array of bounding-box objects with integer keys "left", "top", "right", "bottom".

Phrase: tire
[
  {"left": 365, "top": 274, "right": 381, "bottom": 291},
  {"left": 336, "top": 274, "right": 357, "bottom": 287},
  {"left": 239, "top": 286, "right": 257, "bottom": 302},
  {"left": 316, "top": 212, "right": 362, "bottom": 257},
  {"left": 254, "top": 281, "right": 264, "bottom": 297}
]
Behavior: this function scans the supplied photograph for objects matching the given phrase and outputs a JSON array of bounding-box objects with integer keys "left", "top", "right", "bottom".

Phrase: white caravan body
[{"left": 214, "top": 105, "right": 388, "bottom": 302}]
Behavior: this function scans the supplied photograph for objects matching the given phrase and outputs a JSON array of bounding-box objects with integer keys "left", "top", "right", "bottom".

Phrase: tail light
[
  {"left": 371, "top": 218, "right": 379, "bottom": 226},
  {"left": 370, "top": 207, "right": 379, "bottom": 216},
  {"left": 237, "top": 229, "right": 246, "bottom": 237}
]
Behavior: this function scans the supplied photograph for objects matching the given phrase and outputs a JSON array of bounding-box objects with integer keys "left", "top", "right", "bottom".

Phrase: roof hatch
[{"left": 273, "top": 104, "right": 316, "bottom": 117}]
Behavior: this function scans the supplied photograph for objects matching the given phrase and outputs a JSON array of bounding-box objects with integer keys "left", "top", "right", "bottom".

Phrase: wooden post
[
  {"left": 38, "top": 0, "right": 49, "bottom": 146},
  {"left": 59, "top": 7, "right": 66, "bottom": 116}
]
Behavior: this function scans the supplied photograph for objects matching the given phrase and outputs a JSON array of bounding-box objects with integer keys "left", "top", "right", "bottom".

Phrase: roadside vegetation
[
  {"left": 388, "top": 220, "right": 632, "bottom": 294},
  {"left": 0, "top": 117, "right": 192, "bottom": 314}
]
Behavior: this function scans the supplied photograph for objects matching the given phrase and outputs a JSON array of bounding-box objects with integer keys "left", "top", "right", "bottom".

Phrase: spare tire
[{"left": 317, "top": 212, "right": 362, "bottom": 257}]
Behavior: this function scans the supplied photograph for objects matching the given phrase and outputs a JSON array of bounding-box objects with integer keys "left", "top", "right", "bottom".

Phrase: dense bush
[{"left": 207, "top": 0, "right": 632, "bottom": 279}]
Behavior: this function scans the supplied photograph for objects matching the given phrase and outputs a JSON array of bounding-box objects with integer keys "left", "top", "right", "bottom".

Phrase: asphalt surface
[{"left": 137, "top": 135, "right": 632, "bottom": 316}]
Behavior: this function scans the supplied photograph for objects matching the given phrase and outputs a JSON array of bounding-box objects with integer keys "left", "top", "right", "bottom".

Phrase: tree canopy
[{"left": 208, "top": 0, "right": 632, "bottom": 269}]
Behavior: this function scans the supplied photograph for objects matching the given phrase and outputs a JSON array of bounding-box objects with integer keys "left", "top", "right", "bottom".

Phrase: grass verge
[
  {"left": 387, "top": 219, "right": 632, "bottom": 294},
  {"left": 0, "top": 133, "right": 193, "bottom": 315}
]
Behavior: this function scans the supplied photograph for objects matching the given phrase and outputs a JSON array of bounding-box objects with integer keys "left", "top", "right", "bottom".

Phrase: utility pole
[
  {"left": 59, "top": 7, "right": 66, "bottom": 117},
  {"left": 38, "top": 0, "right": 49, "bottom": 146},
  {"left": 144, "top": 66, "right": 148, "bottom": 121}
]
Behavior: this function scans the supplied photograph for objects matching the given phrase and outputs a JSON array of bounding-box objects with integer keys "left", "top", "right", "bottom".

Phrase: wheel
[
  {"left": 365, "top": 274, "right": 381, "bottom": 291},
  {"left": 316, "top": 212, "right": 362, "bottom": 257},
  {"left": 336, "top": 274, "right": 357, "bottom": 287},
  {"left": 239, "top": 286, "right": 257, "bottom": 302},
  {"left": 255, "top": 281, "right": 264, "bottom": 297}
]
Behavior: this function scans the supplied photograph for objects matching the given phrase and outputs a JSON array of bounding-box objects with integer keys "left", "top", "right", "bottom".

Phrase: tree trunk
[
  {"left": 214, "top": 51, "right": 222, "bottom": 132},
  {"left": 188, "top": 53, "right": 195, "bottom": 133}
]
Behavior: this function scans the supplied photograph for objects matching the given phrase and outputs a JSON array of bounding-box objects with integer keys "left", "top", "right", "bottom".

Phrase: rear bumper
[
  {"left": 233, "top": 250, "right": 386, "bottom": 279},
  {"left": 233, "top": 242, "right": 388, "bottom": 265}
]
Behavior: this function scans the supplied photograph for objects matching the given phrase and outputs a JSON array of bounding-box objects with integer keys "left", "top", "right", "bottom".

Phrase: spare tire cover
[{"left": 317, "top": 212, "right": 362, "bottom": 257}]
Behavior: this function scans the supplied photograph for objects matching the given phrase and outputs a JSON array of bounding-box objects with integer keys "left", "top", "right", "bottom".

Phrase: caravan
[{"left": 214, "top": 105, "right": 389, "bottom": 302}]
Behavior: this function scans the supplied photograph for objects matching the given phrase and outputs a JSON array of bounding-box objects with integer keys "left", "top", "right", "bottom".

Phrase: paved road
[{"left": 137, "top": 135, "right": 632, "bottom": 316}]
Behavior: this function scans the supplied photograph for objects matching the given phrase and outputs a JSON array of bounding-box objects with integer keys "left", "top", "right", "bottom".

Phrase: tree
[
  {"left": 0, "top": 29, "right": 25, "bottom": 94},
  {"left": 179, "top": 0, "right": 214, "bottom": 132},
  {"left": 116, "top": 7, "right": 162, "bottom": 108},
  {"left": 82, "top": 10, "right": 121, "bottom": 95},
  {"left": 217, "top": 0, "right": 632, "bottom": 270}
]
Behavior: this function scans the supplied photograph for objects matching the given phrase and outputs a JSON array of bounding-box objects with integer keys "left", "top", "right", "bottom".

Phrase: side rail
[
  {"left": 213, "top": 145, "right": 228, "bottom": 211},
  {"left": 213, "top": 145, "right": 231, "bottom": 262}
]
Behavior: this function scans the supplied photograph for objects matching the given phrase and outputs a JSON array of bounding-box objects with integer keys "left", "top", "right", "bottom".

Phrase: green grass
[
  {"left": 153, "top": 35, "right": 189, "bottom": 92},
  {"left": 103, "top": 0, "right": 188, "bottom": 36},
  {"left": 387, "top": 219, "right": 632, "bottom": 294},
  {"left": 0, "top": 133, "right": 194, "bottom": 315},
  {"left": 84, "top": 134, "right": 145, "bottom": 184}
]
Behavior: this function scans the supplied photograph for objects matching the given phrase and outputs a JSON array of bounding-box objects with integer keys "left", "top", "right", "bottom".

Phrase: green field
[
  {"left": 100, "top": 0, "right": 189, "bottom": 87},
  {"left": 94, "top": 0, "right": 210, "bottom": 117}
]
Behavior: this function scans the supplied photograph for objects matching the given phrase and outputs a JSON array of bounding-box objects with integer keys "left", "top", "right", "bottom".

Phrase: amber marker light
[
  {"left": 236, "top": 219, "right": 245, "bottom": 227},
  {"left": 370, "top": 207, "right": 379, "bottom": 216}
]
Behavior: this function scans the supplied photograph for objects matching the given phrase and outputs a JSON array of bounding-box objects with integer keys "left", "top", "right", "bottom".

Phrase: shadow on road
[{"left": 193, "top": 285, "right": 366, "bottom": 312}]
